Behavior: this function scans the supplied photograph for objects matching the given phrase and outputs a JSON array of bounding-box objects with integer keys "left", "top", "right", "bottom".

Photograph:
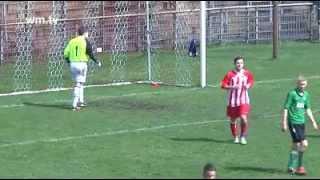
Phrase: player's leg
[
  {"left": 288, "top": 142, "right": 299, "bottom": 175},
  {"left": 227, "top": 106, "right": 239, "bottom": 143},
  {"left": 230, "top": 118, "right": 239, "bottom": 143},
  {"left": 188, "top": 40, "right": 193, "bottom": 57},
  {"left": 188, "top": 39, "right": 196, "bottom": 57},
  {"left": 287, "top": 123, "right": 300, "bottom": 174},
  {"left": 295, "top": 124, "right": 307, "bottom": 175},
  {"left": 78, "top": 63, "right": 88, "bottom": 107},
  {"left": 70, "top": 63, "right": 81, "bottom": 111},
  {"left": 239, "top": 104, "right": 250, "bottom": 145},
  {"left": 239, "top": 115, "right": 248, "bottom": 145},
  {"left": 191, "top": 40, "right": 196, "bottom": 57},
  {"left": 72, "top": 82, "right": 81, "bottom": 111}
]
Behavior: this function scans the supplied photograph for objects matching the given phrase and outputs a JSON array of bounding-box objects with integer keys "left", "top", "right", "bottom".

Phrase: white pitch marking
[
  {"left": 1, "top": 75, "right": 320, "bottom": 97},
  {"left": 1, "top": 75, "right": 320, "bottom": 109},
  {"left": 0, "top": 120, "right": 228, "bottom": 148},
  {"left": 0, "top": 104, "right": 24, "bottom": 108},
  {"left": 207, "top": 75, "right": 320, "bottom": 87},
  {"left": 1, "top": 108, "right": 318, "bottom": 148}
]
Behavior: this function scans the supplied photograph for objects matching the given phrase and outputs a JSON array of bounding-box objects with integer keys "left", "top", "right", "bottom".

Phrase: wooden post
[{"left": 272, "top": 1, "right": 279, "bottom": 59}]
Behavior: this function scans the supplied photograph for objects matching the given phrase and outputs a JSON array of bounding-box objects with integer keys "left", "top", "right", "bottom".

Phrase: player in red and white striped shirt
[{"left": 221, "top": 56, "right": 254, "bottom": 145}]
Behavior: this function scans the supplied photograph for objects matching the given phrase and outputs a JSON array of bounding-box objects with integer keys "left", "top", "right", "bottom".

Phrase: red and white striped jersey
[{"left": 221, "top": 69, "right": 254, "bottom": 107}]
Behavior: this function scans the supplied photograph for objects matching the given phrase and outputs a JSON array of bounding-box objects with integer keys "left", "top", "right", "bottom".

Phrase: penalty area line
[
  {"left": 2, "top": 75, "right": 320, "bottom": 109},
  {"left": 0, "top": 119, "right": 228, "bottom": 148},
  {"left": 2, "top": 108, "right": 317, "bottom": 148}
]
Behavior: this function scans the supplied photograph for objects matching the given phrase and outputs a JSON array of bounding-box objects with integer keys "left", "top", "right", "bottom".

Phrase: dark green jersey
[{"left": 284, "top": 88, "right": 310, "bottom": 124}]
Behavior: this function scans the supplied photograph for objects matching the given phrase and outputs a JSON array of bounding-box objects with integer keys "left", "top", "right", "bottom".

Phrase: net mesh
[
  {"left": 175, "top": 1, "right": 192, "bottom": 87},
  {"left": 82, "top": 1, "right": 102, "bottom": 80},
  {"left": 0, "top": 1, "right": 315, "bottom": 94},
  {"left": 14, "top": 1, "right": 33, "bottom": 91},
  {"left": 111, "top": 1, "right": 129, "bottom": 82},
  {"left": 48, "top": 1, "right": 67, "bottom": 89}
]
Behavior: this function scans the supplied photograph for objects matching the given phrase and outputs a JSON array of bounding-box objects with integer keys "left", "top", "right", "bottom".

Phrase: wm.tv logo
[{"left": 25, "top": 16, "right": 58, "bottom": 25}]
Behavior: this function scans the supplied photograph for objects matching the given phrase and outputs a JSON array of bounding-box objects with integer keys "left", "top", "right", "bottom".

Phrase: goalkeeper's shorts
[
  {"left": 70, "top": 62, "right": 88, "bottom": 83},
  {"left": 227, "top": 104, "right": 250, "bottom": 119}
]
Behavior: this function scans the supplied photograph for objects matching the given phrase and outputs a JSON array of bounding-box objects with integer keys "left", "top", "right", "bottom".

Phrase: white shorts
[{"left": 70, "top": 62, "right": 88, "bottom": 83}]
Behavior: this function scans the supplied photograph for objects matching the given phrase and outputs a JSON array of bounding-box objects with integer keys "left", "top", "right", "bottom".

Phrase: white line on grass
[
  {"left": 207, "top": 75, "right": 320, "bottom": 87},
  {"left": 0, "top": 104, "right": 24, "bottom": 108},
  {"left": 2, "top": 75, "right": 320, "bottom": 109},
  {"left": 0, "top": 90, "right": 201, "bottom": 109},
  {"left": 0, "top": 119, "right": 227, "bottom": 148},
  {"left": 0, "top": 76, "right": 319, "bottom": 147},
  {"left": 1, "top": 75, "right": 320, "bottom": 97},
  {"left": 262, "top": 109, "right": 320, "bottom": 118},
  {"left": 0, "top": 81, "right": 146, "bottom": 97},
  {"left": 1, "top": 109, "right": 318, "bottom": 148}
]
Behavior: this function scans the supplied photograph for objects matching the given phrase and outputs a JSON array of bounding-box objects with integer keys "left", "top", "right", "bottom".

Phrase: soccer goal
[
  {"left": 0, "top": 1, "right": 317, "bottom": 95},
  {"left": 0, "top": 1, "right": 208, "bottom": 95}
]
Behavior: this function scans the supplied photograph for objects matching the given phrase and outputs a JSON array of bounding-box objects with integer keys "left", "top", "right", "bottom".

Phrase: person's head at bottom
[{"left": 203, "top": 163, "right": 217, "bottom": 179}]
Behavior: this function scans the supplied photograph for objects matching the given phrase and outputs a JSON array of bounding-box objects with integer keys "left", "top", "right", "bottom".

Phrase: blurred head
[
  {"left": 203, "top": 163, "right": 216, "bottom": 179},
  {"left": 296, "top": 75, "right": 308, "bottom": 91},
  {"left": 192, "top": 26, "right": 196, "bottom": 33},
  {"left": 78, "top": 26, "right": 89, "bottom": 38},
  {"left": 233, "top": 56, "right": 244, "bottom": 71}
]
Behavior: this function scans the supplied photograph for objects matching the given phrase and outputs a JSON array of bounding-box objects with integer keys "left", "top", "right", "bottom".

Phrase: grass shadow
[
  {"left": 225, "top": 165, "right": 284, "bottom": 174},
  {"left": 90, "top": 98, "right": 175, "bottom": 112},
  {"left": 170, "top": 137, "right": 233, "bottom": 144},
  {"left": 23, "top": 102, "right": 71, "bottom": 110},
  {"left": 305, "top": 134, "right": 320, "bottom": 138}
]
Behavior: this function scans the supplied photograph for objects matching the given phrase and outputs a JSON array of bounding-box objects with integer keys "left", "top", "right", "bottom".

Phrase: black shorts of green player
[{"left": 288, "top": 123, "right": 305, "bottom": 143}]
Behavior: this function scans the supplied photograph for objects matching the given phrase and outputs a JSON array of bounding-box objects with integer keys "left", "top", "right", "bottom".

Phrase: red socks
[
  {"left": 230, "top": 123, "right": 237, "bottom": 137},
  {"left": 230, "top": 119, "right": 248, "bottom": 138},
  {"left": 240, "top": 122, "right": 248, "bottom": 137}
]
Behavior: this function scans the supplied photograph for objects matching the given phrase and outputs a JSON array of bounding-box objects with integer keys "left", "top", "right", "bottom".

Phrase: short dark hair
[
  {"left": 234, "top": 56, "right": 244, "bottom": 64},
  {"left": 203, "top": 163, "right": 216, "bottom": 173},
  {"left": 78, "top": 26, "right": 87, "bottom": 36}
]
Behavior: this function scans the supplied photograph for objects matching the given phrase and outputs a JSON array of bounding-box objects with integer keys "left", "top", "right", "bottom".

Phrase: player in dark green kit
[{"left": 281, "top": 75, "right": 318, "bottom": 175}]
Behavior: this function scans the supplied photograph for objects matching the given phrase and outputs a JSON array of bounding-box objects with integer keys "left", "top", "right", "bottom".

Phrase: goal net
[{"left": 0, "top": 1, "right": 201, "bottom": 95}]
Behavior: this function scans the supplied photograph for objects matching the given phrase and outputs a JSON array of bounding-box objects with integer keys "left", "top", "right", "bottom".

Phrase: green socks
[
  {"left": 298, "top": 151, "right": 304, "bottom": 167},
  {"left": 288, "top": 150, "right": 299, "bottom": 169}
]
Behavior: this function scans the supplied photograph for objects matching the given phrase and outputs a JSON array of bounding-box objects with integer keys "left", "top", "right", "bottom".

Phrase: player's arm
[
  {"left": 282, "top": 92, "right": 292, "bottom": 132},
  {"left": 64, "top": 42, "right": 70, "bottom": 64},
  {"left": 281, "top": 109, "right": 288, "bottom": 132},
  {"left": 221, "top": 84, "right": 235, "bottom": 90},
  {"left": 221, "top": 73, "right": 237, "bottom": 90},
  {"left": 245, "top": 70, "right": 254, "bottom": 89},
  {"left": 305, "top": 95, "right": 318, "bottom": 130},
  {"left": 306, "top": 109, "right": 318, "bottom": 130},
  {"left": 85, "top": 38, "right": 101, "bottom": 66}
]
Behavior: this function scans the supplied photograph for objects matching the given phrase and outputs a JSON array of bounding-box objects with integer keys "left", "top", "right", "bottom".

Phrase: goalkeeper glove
[{"left": 65, "top": 57, "right": 70, "bottom": 64}]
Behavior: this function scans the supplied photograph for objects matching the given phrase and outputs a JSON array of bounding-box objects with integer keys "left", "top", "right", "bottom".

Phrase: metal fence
[
  {"left": 0, "top": 2, "right": 318, "bottom": 62},
  {"left": 206, "top": 2, "right": 318, "bottom": 43},
  {"left": 0, "top": 1, "right": 318, "bottom": 93}
]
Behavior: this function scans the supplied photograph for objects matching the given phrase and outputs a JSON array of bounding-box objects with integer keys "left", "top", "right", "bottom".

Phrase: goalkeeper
[{"left": 64, "top": 26, "right": 102, "bottom": 111}]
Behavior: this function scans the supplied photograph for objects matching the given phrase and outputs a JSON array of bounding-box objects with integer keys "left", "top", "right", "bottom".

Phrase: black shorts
[{"left": 288, "top": 123, "right": 305, "bottom": 143}]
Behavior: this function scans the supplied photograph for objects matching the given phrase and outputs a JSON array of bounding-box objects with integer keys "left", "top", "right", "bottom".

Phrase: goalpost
[
  {"left": 200, "top": 1, "right": 206, "bottom": 88},
  {"left": 0, "top": 1, "right": 207, "bottom": 96},
  {"left": 0, "top": 1, "right": 315, "bottom": 95}
]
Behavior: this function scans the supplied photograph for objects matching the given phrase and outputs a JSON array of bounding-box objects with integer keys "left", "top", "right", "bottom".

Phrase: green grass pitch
[{"left": 0, "top": 41, "right": 319, "bottom": 178}]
